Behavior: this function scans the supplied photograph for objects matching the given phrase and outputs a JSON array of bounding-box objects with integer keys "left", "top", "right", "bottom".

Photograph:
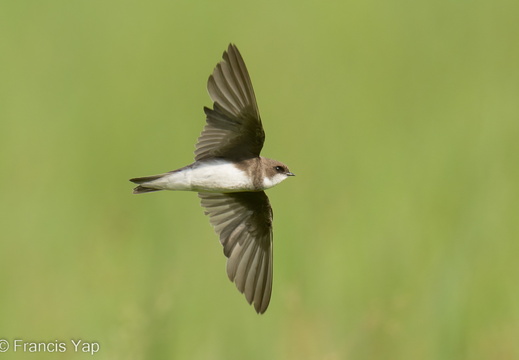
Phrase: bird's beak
[{"left": 287, "top": 172, "right": 295, "bottom": 176}]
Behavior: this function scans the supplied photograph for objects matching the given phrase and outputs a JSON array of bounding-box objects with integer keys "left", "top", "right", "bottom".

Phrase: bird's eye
[{"left": 274, "top": 166, "right": 284, "bottom": 172}]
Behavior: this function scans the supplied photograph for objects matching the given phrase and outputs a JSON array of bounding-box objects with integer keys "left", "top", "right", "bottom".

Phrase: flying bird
[{"left": 130, "top": 44, "right": 294, "bottom": 313}]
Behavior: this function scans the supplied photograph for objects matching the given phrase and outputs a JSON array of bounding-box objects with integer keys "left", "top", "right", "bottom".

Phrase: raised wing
[{"left": 195, "top": 44, "right": 265, "bottom": 161}]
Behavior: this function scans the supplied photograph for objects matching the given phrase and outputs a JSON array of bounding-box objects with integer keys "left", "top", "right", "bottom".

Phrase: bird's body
[
  {"left": 130, "top": 44, "right": 293, "bottom": 314},
  {"left": 133, "top": 157, "right": 289, "bottom": 193},
  {"left": 133, "top": 159, "right": 254, "bottom": 193}
]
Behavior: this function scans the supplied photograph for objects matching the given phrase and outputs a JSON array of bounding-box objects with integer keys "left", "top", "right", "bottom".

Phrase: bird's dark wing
[
  {"left": 198, "top": 191, "right": 273, "bottom": 314},
  {"left": 195, "top": 44, "right": 265, "bottom": 161}
]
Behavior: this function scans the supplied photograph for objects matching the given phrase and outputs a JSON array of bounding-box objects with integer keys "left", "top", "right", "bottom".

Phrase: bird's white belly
[{"left": 161, "top": 161, "right": 254, "bottom": 192}]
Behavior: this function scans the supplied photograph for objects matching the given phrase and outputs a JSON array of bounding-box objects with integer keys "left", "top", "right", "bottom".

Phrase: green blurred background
[{"left": 1, "top": 0, "right": 518, "bottom": 359}]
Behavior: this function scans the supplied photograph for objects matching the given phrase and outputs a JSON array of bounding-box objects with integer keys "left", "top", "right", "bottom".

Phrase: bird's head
[{"left": 262, "top": 158, "right": 295, "bottom": 189}]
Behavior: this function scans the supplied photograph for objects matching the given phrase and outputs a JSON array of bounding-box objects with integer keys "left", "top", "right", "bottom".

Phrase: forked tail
[{"left": 129, "top": 174, "right": 165, "bottom": 194}]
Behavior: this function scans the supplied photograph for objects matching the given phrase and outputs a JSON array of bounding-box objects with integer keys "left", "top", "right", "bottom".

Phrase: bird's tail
[{"left": 129, "top": 174, "right": 166, "bottom": 194}]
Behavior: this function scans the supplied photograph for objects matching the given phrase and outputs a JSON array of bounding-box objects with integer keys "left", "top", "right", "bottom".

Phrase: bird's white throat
[{"left": 262, "top": 173, "right": 288, "bottom": 189}]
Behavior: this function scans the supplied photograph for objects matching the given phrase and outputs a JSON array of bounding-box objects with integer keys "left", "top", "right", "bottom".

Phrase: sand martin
[{"left": 130, "top": 44, "right": 294, "bottom": 313}]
